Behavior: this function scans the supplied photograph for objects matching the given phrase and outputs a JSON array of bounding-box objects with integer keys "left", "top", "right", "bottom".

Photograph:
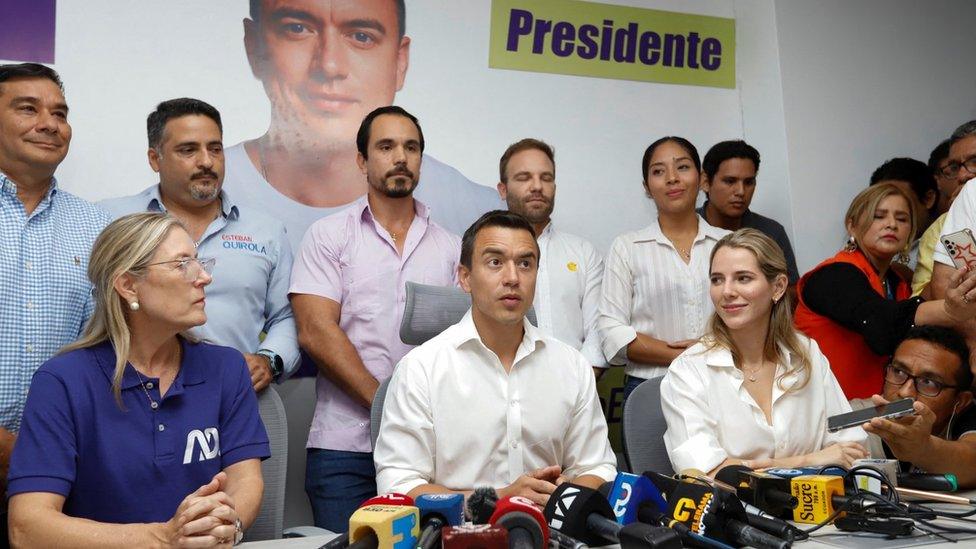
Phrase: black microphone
[
  {"left": 543, "top": 483, "right": 624, "bottom": 545},
  {"left": 468, "top": 486, "right": 500, "bottom": 524},
  {"left": 648, "top": 473, "right": 791, "bottom": 549},
  {"left": 897, "top": 472, "right": 958, "bottom": 492},
  {"left": 714, "top": 465, "right": 798, "bottom": 517}
]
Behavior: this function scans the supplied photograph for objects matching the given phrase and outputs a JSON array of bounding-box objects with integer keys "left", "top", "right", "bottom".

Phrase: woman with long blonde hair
[
  {"left": 8, "top": 213, "right": 268, "bottom": 548},
  {"left": 662, "top": 229, "right": 868, "bottom": 475}
]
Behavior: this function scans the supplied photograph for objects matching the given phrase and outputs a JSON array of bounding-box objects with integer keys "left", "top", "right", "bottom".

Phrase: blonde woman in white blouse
[
  {"left": 598, "top": 136, "right": 729, "bottom": 401},
  {"left": 661, "top": 229, "right": 868, "bottom": 475}
]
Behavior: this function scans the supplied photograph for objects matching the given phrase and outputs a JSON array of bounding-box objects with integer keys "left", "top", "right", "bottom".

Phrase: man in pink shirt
[{"left": 289, "top": 106, "right": 460, "bottom": 531}]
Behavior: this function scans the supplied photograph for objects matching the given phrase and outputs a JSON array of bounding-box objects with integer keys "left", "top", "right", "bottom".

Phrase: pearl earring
[{"left": 129, "top": 301, "right": 140, "bottom": 311}]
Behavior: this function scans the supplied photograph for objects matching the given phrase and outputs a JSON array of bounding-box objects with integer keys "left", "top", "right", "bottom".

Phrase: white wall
[{"left": 774, "top": 0, "right": 976, "bottom": 272}]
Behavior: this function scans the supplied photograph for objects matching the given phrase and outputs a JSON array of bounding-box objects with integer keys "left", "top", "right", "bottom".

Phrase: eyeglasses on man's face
[{"left": 884, "top": 364, "right": 959, "bottom": 398}]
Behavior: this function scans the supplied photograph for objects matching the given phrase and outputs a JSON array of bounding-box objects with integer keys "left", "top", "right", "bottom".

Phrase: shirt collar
[
  {"left": 0, "top": 171, "right": 58, "bottom": 200},
  {"left": 147, "top": 184, "right": 239, "bottom": 220},
  {"left": 358, "top": 194, "right": 431, "bottom": 223},
  {"left": 631, "top": 214, "right": 725, "bottom": 244},
  {"left": 92, "top": 337, "right": 206, "bottom": 391},
  {"left": 453, "top": 309, "right": 546, "bottom": 356},
  {"left": 701, "top": 338, "right": 805, "bottom": 385}
]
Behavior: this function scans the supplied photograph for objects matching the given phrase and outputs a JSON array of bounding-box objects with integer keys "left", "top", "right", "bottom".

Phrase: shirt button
[
  {"left": 146, "top": 382, "right": 154, "bottom": 389},
  {"left": 25, "top": 344, "right": 33, "bottom": 353},
  {"left": 510, "top": 440, "right": 519, "bottom": 448},
  {"left": 158, "top": 424, "right": 165, "bottom": 431},
  {"left": 510, "top": 400, "right": 518, "bottom": 407},
  {"left": 150, "top": 402, "right": 159, "bottom": 410},
  {"left": 25, "top": 301, "right": 33, "bottom": 309},
  {"left": 24, "top": 261, "right": 32, "bottom": 270}
]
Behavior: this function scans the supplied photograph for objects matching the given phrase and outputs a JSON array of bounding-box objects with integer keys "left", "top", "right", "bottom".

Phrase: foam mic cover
[
  {"left": 441, "top": 524, "right": 509, "bottom": 548},
  {"left": 608, "top": 472, "right": 670, "bottom": 525},
  {"left": 789, "top": 475, "right": 845, "bottom": 524},
  {"left": 416, "top": 494, "right": 465, "bottom": 549},
  {"left": 468, "top": 486, "right": 500, "bottom": 524},
  {"left": 544, "top": 482, "right": 621, "bottom": 545},
  {"left": 489, "top": 496, "right": 550, "bottom": 549},
  {"left": 348, "top": 504, "right": 420, "bottom": 549},
  {"left": 361, "top": 492, "right": 416, "bottom": 507}
]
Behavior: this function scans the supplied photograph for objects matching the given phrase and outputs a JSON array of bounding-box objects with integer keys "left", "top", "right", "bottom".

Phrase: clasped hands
[
  {"left": 161, "top": 471, "right": 240, "bottom": 548},
  {"left": 497, "top": 465, "right": 567, "bottom": 508}
]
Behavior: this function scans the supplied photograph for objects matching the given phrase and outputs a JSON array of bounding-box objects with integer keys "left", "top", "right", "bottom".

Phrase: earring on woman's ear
[
  {"left": 129, "top": 301, "right": 140, "bottom": 311},
  {"left": 844, "top": 236, "right": 857, "bottom": 252}
]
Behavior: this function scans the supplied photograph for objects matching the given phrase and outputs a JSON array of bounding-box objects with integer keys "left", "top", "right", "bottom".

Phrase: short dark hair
[
  {"left": 460, "top": 210, "right": 539, "bottom": 269},
  {"left": 869, "top": 157, "right": 937, "bottom": 218},
  {"left": 499, "top": 138, "right": 555, "bottom": 182},
  {"left": 356, "top": 105, "right": 424, "bottom": 159},
  {"left": 951, "top": 120, "right": 976, "bottom": 146},
  {"left": 249, "top": 0, "right": 406, "bottom": 39},
  {"left": 702, "top": 140, "right": 760, "bottom": 181},
  {"left": 0, "top": 63, "right": 63, "bottom": 94},
  {"left": 641, "top": 136, "right": 700, "bottom": 182},
  {"left": 928, "top": 139, "right": 951, "bottom": 174},
  {"left": 147, "top": 98, "right": 222, "bottom": 150},
  {"left": 899, "top": 325, "right": 973, "bottom": 389}
]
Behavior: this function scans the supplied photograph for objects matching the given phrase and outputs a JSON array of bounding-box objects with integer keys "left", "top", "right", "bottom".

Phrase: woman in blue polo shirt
[{"left": 8, "top": 213, "right": 270, "bottom": 547}]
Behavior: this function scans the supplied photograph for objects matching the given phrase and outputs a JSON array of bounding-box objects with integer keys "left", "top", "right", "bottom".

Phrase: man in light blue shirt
[
  {"left": 100, "top": 98, "right": 298, "bottom": 389},
  {"left": 0, "top": 63, "right": 110, "bottom": 483}
]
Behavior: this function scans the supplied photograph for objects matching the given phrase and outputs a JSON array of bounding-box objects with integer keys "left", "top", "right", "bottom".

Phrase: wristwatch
[
  {"left": 257, "top": 349, "right": 283, "bottom": 381},
  {"left": 233, "top": 517, "right": 244, "bottom": 545}
]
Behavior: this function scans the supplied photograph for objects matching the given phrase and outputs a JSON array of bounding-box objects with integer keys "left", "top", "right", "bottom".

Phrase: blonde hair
[
  {"left": 846, "top": 182, "right": 920, "bottom": 251},
  {"left": 705, "top": 228, "right": 812, "bottom": 392},
  {"left": 61, "top": 212, "right": 186, "bottom": 406}
]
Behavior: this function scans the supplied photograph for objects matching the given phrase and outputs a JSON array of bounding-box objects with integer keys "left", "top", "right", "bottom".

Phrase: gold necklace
[{"left": 742, "top": 361, "right": 766, "bottom": 382}]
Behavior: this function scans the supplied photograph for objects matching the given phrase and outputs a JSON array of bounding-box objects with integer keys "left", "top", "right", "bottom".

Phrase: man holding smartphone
[{"left": 863, "top": 326, "right": 976, "bottom": 488}]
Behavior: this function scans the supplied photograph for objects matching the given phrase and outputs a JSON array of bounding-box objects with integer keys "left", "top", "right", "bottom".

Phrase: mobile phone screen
[{"left": 827, "top": 398, "right": 915, "bottom": 432}]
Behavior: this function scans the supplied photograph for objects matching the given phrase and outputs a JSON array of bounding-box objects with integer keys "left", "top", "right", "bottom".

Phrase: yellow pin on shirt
[{"left": 567, "top": 262, "right": 578, "bottom": 272}]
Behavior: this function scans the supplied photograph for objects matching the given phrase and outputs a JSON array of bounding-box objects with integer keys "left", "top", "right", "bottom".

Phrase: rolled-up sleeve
[
  {"left": 374, "top": 357, "right": 436, "bottom": 495},
  {"left": 561, "top": 353, "right": 617, "bottom": 482},
  {"left": 660, "top": 357, "right": 727, "bottom": 473},
  {"left": 580, "top": 242, "right": 608, "bottom": 368},
  {"left": 597, "top": 236, "right": 638, "bottom": 365},
  {"left": 260, "top": 225, "right": 300, "bottom": 378}
]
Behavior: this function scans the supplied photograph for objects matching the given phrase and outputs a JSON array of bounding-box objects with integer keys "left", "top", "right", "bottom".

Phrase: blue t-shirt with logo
[{"left": 7, "top": 338, "right": 270, "bottom": 524}]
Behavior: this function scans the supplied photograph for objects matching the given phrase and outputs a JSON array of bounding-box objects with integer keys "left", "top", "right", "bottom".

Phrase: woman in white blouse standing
[
  {"left": 661, "top": 229, "right": 868, "bottom": 475},
  {"left": 598, "top": 136, "right": 729, "bottom": 400}
]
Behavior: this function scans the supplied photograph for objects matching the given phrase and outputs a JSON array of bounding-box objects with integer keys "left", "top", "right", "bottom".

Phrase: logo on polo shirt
[
  {"left": 183, "top": 427, "right": 220, "bottom": 464},
  {"left": 221, "top": 233, "right": 267, "bottom": 255}
]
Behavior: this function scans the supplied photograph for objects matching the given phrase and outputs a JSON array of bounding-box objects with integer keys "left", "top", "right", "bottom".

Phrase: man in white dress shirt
[
  {"left": 496, "top": 139, "right": 607, "bottom": 377},
  {"left": 374, "top": 210, "right": 616, "bottom": 506}
]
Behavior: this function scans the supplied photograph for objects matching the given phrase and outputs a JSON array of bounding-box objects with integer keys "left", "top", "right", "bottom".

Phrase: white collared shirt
[
  {"left": 374, "top": 311, "right": 617, "bottom": 495},
  {"left": 597, "top": 216, "right": 729, "bottom": 379},
  {"left": 535, "top": 224, "right": 606, "bottom": 367},
  {"left": 660, "top": 336, "right": 867, "bottom": 473}
]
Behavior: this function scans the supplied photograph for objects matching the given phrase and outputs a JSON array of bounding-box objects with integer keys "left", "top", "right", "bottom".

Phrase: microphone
[
  {"left": 897, "top": 472, "right": 958, "bottom": 492},
  {"left": 468, "top": 486, "right": 500, "bottom": 524},
  {"left": 321, "top": 493, "right": 416, "bottom": 549},
  {"left": 650, "top": 473, "right": 790, "bottom": 549},
  {"left": 713, "top": 466, "right": 797, "bottom": 518},
  {"left": 416, "top": 494, "right": 465, "bottom": 549},
  {"left": 544, "top": 483, "right": 623, "bottom": 545},
  {"left": 489, "top": 496, "right": 550, "bottom": 549},
  {"left": 441, "top": 524, "right": 509, "bottom": 548},
  {"left": 608, "top": 472, "right": 670, "bottom": 525},
  {"left": 347, "top": 504, "right": 420, "bottom": 549}
]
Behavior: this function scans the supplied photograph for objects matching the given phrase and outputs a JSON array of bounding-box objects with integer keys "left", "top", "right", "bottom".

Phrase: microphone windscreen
[
  {"left": 543, "top": 483, "right": 617, "bottom": 546},
  {"left": 468, "top": 486, "right": 499, "bottom": 524},
  {"left": 361, "top": 493, "right": 415, "bottom": 507},
  {"left": 416, "top": 493, "right": 465, "bottom": 527},
  {"left": 489, "top": 496, "right": 550, "bottom": 548},
  {"left": 348, "top": 504, "right": 420, "bottom": 548},
  {"left": 441, "top": 524, "right": 509, "bottom": 548},
  {"left": 607, "top": 472, "right": 669, "bottom": 525}
]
